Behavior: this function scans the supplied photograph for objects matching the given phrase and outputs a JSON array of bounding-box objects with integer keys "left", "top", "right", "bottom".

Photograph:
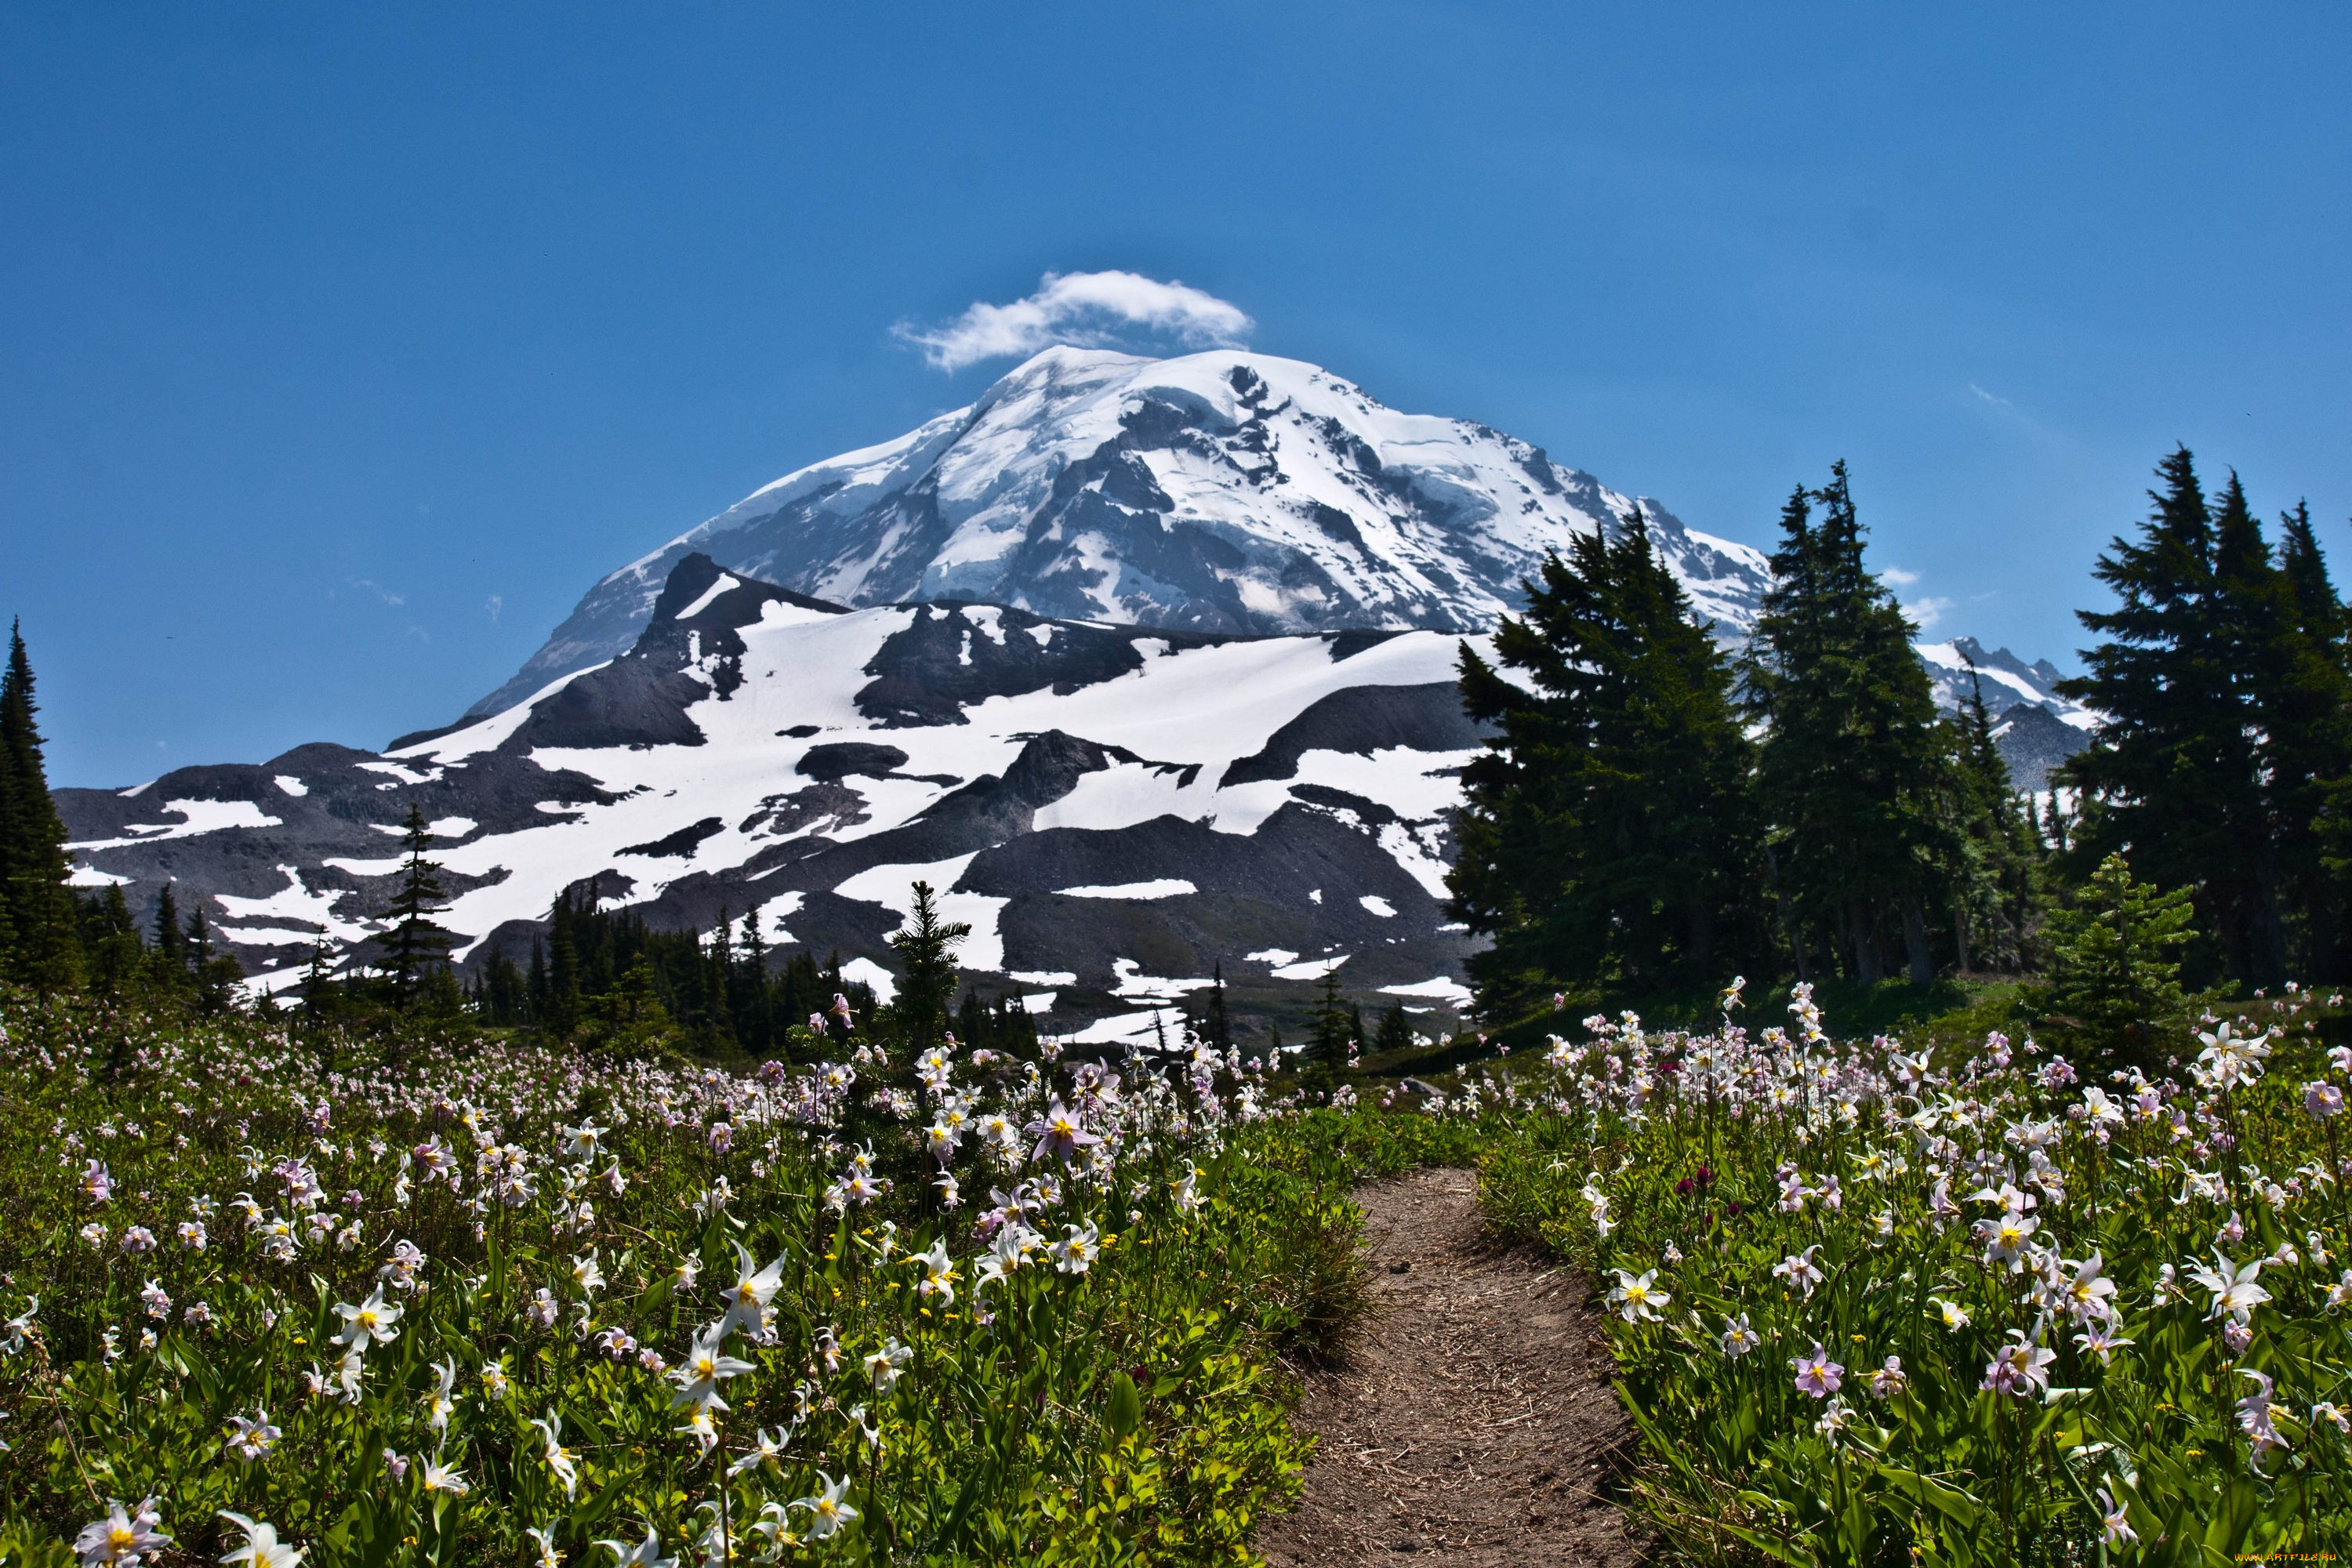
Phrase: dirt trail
[{"left": 1255, "top": 1166, "right": 1646, "bottom": 1566}]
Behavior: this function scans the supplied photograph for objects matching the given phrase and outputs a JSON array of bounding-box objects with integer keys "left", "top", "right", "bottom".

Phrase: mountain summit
[{"left": 474, "top": 347, "right": 1769, "bottom": 717}]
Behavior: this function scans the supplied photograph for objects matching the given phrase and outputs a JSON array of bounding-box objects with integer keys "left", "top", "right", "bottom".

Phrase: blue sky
[{"left": 5, "top": 3, "right": 2347, "bottom": 786}]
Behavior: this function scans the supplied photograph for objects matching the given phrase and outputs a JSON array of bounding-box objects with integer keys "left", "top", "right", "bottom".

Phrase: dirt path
[{"left": 1255, "top": 1166, "right": 1646, "bottom": 1566}]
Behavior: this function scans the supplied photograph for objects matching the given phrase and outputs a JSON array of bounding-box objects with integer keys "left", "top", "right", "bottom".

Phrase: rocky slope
[{"left": 61, "top": 555, "right": 1490, "bottom": 1043}]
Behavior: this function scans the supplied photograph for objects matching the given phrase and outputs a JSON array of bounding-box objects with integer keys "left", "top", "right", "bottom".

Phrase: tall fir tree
[
  {"left": 1306, "top": 965, "right": 1352, "bottom": 1091},
  {"left": 547, "top": 904, "right": 581, "bottom": 1033},
  {"left": 1946, "top": 666, "right": 2043, "bottom": 972},
  {"left": 1743, "top": 466, "right": 1961, "bottom": 985},
  {"left": 76, "top": 885, "right": 144, "bottom": 996},
  {"left": 887, "top": 880, "right": 970, "bottom": 1049},
  {"left": 0, "top": 622, "right": 84, "bottom": 989},
  {"left": 2058, "top": 449, "right": 2325, "bottom": 986},
  {"left": 2264, "top": 501, "right": 2352, "bottom": 978},
  {"left": 1451, "top": 506, "right": 1762, "bottom": 1013},
  {"left": 736, "top": 909, "right": 771, "bottom": 1053},
  {"left": 380, "top": 803, "right": 456, "bottom": 1008}
]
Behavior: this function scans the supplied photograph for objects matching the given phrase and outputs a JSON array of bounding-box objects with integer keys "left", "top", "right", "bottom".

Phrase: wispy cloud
[
  {"left": 1904, "top": 596, "right": 1956, "bottom": 630},
  {"left": 895, "top": 270, "right": 1254, "bottom": 372},
  {"left": 349, "top": 578, "right": 405, "bottom": 608},
  {"left": 1881, "top": 565, "right": 1922, "bottom": 586},
  {"left": 485, "top": 594, "right": 503, "bottom": 623},
  {"left": 1968, "top": 382, "right": 2012, "bottom": 408}
]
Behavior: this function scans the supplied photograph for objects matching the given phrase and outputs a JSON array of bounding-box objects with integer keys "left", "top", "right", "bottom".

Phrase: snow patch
[
  {"left": 1054, "top": 878, "right": 1196, "bottom": 900},
  {"left": 274, "top": 775, "right": 309, "bottom": 797},
  {"left": 212, "top": 866, "right": 377, "bottom": 946},
  {"left": 1109, "top": 958, "right": 1217, "bottom": 1000},
  {"left": 1064, "top": 1007, "right": 1183, "bottom": 1047},
  {"left": 840, "top": 956, "right": 897, "bottom": 1004},
  {"left": 674, "top": 572, "right": 743, "bottom": 619},
  {"left": 1359, "top": 895, "right": 1396, "bottom": 918},
  {"left": 372, "top": 816, "right": 477, "bottom": 840},
  {"left": 760, "top": 890, "right": 808, "bottom": 946},
  {"left": 1378, "top": 976, "right": 1474, "bottom": 1006},
  {"left": 1272, "top": 954, "right": 1348, "bottom": 980},
  {"left": 831, "top": 853, "right": 1008, "bottom": 971},
  {"left": 68, "top": 799, "right": 285, "bottom": 851}
]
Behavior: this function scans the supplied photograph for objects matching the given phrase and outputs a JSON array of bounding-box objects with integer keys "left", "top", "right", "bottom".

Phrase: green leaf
[{"left": 1105, "top": 1371, "right": 1143, "bottom": 1439}]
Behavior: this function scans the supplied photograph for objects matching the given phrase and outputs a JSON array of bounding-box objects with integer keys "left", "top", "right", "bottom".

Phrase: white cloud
[
  {"left": 1904, "top": 596, "right": 1955, "bottom": 630},
  {"left": 895, "top": 270, "right": 1253, "bottom": 372},
  {"left": 485, "top": 594, "right": 503, "bottom": 623},
  {"left": 1968, "top": 382, "right": 2012, "bottom": 408},
  {"left": 1880, "top": 566, "right": 1921, "bottom": 586}
]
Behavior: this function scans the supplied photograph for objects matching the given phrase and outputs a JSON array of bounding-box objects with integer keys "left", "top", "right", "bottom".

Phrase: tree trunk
[
  {"left": 1764, "top": 841, "right": 1806, "bottom": 983},
  {"left": 1901, "top": 896, "right": 1933, "bottom": 986},
  {"left": 1849, "top": 900, "right": 1883, "bottom": 985},
  {"left": 1951, "top": 901, "right": 1972, "bottom": 975}
]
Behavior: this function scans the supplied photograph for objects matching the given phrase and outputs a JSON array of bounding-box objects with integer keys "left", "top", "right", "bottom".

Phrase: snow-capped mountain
[
  {"left": 60, "top": 556, "right": 1490, "bottom": 1043},
  {"left": 1916, "top": 637, "right": 2092, "bottom": 787},
  {"left": 472, "top": 347, "right": 1770, "bottom": 718},
  {"left": 57, "top": 343, "right": 2092, "bottom": 1033},
  {"left": 1917, "top": 637, "right": 2090, "bottom": 728}
]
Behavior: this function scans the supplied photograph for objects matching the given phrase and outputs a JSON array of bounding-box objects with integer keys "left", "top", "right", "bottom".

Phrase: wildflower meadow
[
  {"left": 0, "top": 994, "right": 1463, "bottom": 1567},
  {"left": 1471, "top": 982, "right": 2352, "bottom": 1563},
  {"left": 5, "top": 974, "right": 2345, "bottom": 1566}
]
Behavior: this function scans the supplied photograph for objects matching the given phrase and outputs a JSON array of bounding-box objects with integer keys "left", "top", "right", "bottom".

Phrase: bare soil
[{"left": 1255, "top": 1166, "right": 1647, "bottom": 1566}]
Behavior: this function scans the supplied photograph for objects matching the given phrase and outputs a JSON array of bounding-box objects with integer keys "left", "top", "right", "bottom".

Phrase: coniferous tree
[
  {"left": 700, "top": 911, "right": 737, "bottom": 1051},
  {"left": 298, "top": 938, "right": 342, "bottom": 1028},
  {"left": 1452, "top": 507, "right": 1762, "bottom": 1014},
  {"left": 581, "top": 956, "right": 681, "bottom": 1057},
  {"left": 887, "top": 880, "right": 970, "bottom": 1050},
  {"left": 151, "top": 882, "right": 187, "bottom": 983},
  {"left": 2209, "top": 474, "right": 2292, "bottom": 982},
  {"left": 76, "top": 886, "right": 144, "bottom": 996},
  {"left": 1744, "top": 466, "right": 1961, "bottom": 985},
  {"left": 2264, "top": 501, "right": 2352, "bottom": 978},
  {"left": 549, "top": 902, "right": 584, "bottom": 1032},
  {"left": 380, "top": 804, "right": 456, "bottom": 1009},
  {"left": 1306, "top": 966, "right": 1352, "bottom": 1091},
  {"left": 0, "top": 622, "right": 83, "bottom": 989},
  {"left": 1374, "top": 1001, "right": 1415, "bottom": 1055},
  {"left": 1947, "top": 666, "right": 2044, "bottom": 971},
  {"left": 736, "top": 909, "right": 770, "bottom": 1052},
  {"left": 2043, "top": 852, "right": 2197, "bottom": 1069},
  {"left": 2059, "top": 450, "right": 2324, "bottom": 986},
  {"left": 182, "top": 902, "right": 242, "bottom": 1014},
  {"left": 477, "top": 948, "right": 527, "bottom": 1025}
]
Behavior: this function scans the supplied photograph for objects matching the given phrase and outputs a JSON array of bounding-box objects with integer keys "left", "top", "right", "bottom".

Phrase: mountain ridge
[
  {"left": 60, "top": 554, "right": 1494, "bottom": 1043},
  {"left": 470, "top": 346, "right": 1773, "bottom": 718}
]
